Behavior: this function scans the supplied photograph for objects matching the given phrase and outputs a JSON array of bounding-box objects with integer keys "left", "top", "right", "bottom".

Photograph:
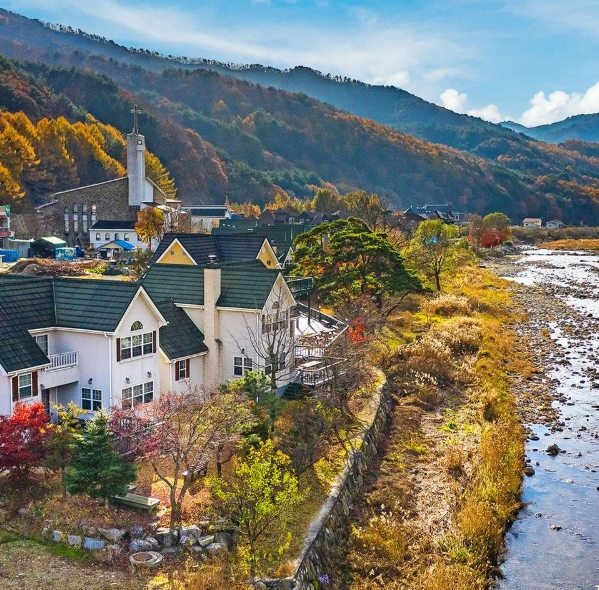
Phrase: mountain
[
  {"left": 501, "top": 114, "right": 599, "bottom": 144},
  {"left": 3, "top": 9, "right": 599, "bottom": 223}
]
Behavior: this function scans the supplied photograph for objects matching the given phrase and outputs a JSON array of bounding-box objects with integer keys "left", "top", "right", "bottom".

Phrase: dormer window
[{"left": 131, "top": 321, "right": 143, "bottom": 331}]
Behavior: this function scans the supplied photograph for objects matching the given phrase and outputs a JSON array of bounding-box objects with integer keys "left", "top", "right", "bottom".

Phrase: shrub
[{"left": 422, "top": 293, "right": 471, "bottom": 317}]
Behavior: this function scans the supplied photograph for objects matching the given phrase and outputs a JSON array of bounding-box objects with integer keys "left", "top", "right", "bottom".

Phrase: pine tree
[{"left": 66, "top": 411, "right": 136, "bottom": 507}]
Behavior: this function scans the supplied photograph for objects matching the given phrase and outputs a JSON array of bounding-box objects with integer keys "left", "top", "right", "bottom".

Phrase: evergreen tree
[{"left": 66, "top": 411, "right": 135, "bottom": 507}]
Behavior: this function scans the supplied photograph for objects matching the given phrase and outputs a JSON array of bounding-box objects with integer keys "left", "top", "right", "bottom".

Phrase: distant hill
[
  {"left": 502, "top": 114, "right": 599, "bottom": 144},
  {"left": 3, "top": 9, "right": 599, "bottom": 223}
]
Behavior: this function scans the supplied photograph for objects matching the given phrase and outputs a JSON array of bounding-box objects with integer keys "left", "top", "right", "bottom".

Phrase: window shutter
[
  {"left": 186, "top": 359, "right": 190, "bottom": 380},
  {"left": 32, "top": 372, "right": 39, "bottom": 396},
  {"left": 175, "top": 361, "right": 180, "bottom": 382},
  {"left": 152, "top": 331, "right": 157, "bottom": 353},
  {"left": 12, "top": 377, "right": 18, "bottom": 402},
  {"left": 116, "top": 338, "right": 121, "bottom": 362}
]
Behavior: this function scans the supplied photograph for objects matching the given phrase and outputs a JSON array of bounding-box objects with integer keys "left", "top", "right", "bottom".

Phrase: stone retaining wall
[{"left": 256, "top": 376, "right": 392, "bottom": 590}]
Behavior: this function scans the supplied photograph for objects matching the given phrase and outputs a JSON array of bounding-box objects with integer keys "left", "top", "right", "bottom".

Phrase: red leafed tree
[
  {"left": 480, "top": 230, "right": 505, "bottom": 249},
  {"left": 0, "top": 403, "right": 50, "bottom": 481}
]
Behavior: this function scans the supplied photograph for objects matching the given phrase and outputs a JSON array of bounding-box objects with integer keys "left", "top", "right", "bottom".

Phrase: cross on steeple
[{"left": 131, "top": 104, "right": 142, "bottom": 134}]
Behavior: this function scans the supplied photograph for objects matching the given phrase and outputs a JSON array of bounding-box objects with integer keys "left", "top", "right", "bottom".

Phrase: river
[{"left": 496, "top": 250, "right": 599, "bottom": 590}]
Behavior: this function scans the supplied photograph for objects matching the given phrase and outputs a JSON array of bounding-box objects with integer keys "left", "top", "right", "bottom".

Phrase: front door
[{"left": 41, "top": 388, "right": 51, "bottom": 415}]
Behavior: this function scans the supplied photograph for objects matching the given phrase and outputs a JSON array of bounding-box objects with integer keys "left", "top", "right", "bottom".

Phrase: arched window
[
  {"left": 105, "top": 233, "right": 110, "bottom": 240},
  {"left": 131, "top": 321, "right": 143, "bottom": 331},
  {"left": 95, "top": 233, "right": 101, "bottom": 241},
  {"left": 115, "top": 233, "right": 120, "bottom": 240},
  {"left": 124, "top": 233, "right": 130, "bottom": 241}
]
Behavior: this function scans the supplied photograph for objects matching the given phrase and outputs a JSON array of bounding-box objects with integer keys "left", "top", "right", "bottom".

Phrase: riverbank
[{"left": 342, "top": 263, "right": 531, "bottom": 589}]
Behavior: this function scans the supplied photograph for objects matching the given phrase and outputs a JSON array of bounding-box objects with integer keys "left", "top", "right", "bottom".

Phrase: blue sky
[{"left": 5, "top": 0, "right": 599, "bottom": 126}]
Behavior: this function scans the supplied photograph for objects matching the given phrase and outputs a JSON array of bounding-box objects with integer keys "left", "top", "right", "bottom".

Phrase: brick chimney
[
  {"left": 127, "top": 132, "right": 146, "bottom": 207},
  {"left": 203, "top": 264, "right": 222, "bottom": 388}
]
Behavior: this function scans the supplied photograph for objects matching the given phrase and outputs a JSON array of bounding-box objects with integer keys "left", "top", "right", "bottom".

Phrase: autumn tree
[
  {"left": 343, "top": 190, "right": 393, "bottom": 230},
  {"left": 111, "top": 387, "right": 253, "bottom": 526},
  {"left": 467, "top": 214, "right": 486, "bottom": 252},
  {"left": 135, "top": 207, "right": 165, "bottom": 249},
  {"left": 208, "top": 439, "right": 305, "bottom": 576},
  {"left": 66, "top": 411, "right": 136, "bottom": 508},
  {"left": 292, "top": 217, "right": 420, "bottom": 308},
  {"left": 311, "top": 186, "right": 342, "bottom": 214},
  {"left": 0, "top": 403, "right": 50, "bottom": 482},
  {"left": 405, "top": 219, "right": 467, "bottom": 291}
]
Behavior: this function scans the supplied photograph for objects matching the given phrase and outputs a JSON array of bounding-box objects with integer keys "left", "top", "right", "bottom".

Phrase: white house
[
  {"left": 522, "top": 218, "right": 543, "bottom": 228},
  {"left": 89, "top": 220, "right": 147, "bottom": 251},
  {"left": 182, "top": 206, "right": 232, "bottom": 233},
  {"left": 546, "top": 220, "right": 566, "bottom": 230},
  {"left": 0, "top": 247, "right": 297, "bottom": 417}
]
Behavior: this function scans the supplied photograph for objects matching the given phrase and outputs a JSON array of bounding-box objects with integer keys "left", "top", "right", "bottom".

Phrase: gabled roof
[
  {"left": 150, "top": 233, "right": 270, "bottom": 266},
  {"left": 91, "top": 220, "right": 138, "bottom": 230},
  {"left": 99, "top": 240, "right": 135, "bottom": 251},
  {"left": 157, "top": 303, "right": 208, "bottom": 360},
  {"left": 142, "top": 261, "right": 280, "bottom": 310},
  {"left": 0, "top": 276, "right": 150, "bottom": 373}
]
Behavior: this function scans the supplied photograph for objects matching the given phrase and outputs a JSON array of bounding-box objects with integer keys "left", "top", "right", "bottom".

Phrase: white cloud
[
  {"left": 440, "top": 88, "right": 468, "bottom": 112},
  {"left": 519, "top": 81, "right": 599, "bottom": 126},
  {"left": 440, "top": 88, "right": 504, "bottom": 123}
]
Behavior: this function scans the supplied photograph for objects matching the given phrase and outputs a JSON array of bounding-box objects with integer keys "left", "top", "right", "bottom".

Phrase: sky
[{"left": 5, "top": 0, "right": 599, "bottom": 127}]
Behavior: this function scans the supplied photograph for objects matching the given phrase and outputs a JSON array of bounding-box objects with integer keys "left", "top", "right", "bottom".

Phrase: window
[
  {"left": 82, "top": 388, "right": 102, "bottom": 411},
  {"left": 119, "top": 331, "right": 155, "bottom": 360},
  {"left": 122, "top": 382, "right": 153, "bottom": 409},
  {"left": 35, "top": 334, "right": 49, "bottom": 356},
  {"left": 82, "top": 214, "right": 88, "bottom": 233},
  {"left": 95, "top": 233, "right": 101, "bottom": 241},
  {"left": 234, "top": 356, "right": 253, "bottom": 376},
  {"left": 64, "top": 210, "right": 70, "bottom": 233},
  {"left": 131, "top": 321, "right": 143, "bottom": 331},
  {"left": 262, "top": 309, "right": 289, "bottom": 334},
  {"left": 73, "top": 217, "right": 79, "bottom": 233},
  {"left": 115, "top": 233, "right": 120, "bottom": 240},
  {"left": 18, "top": 373, "right": 33, "bottom": 399},
  {"left": 73, "top": 204, "right": 78, "bottom": 214},
  {"left": 176, "top": 359, "right": 190, "bottom": 381},
  {"left": 105, "top": 233, "right": 110, "bottom": 241},
  {"left": 265, "top": 352, "right": 287, "bottom": 375},
  {"left": 82, "top": 204, "right": 88, "bottom": 213},
  {"left": 91, "top": 204, "right": 97, "bottom": 215},
  {"left": 124, "top": 233, "right": 130, "bottom": 242}
]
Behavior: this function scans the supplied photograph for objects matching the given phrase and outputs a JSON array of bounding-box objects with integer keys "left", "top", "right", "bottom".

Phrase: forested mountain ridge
[
  {"left": 2, "top": 10, "right": 599, "bottom": 222},
  {"left": 502, "top": 114, "right": 599, "bottom": 144}
]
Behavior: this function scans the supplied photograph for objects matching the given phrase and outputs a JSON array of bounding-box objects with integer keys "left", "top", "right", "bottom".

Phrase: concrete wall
[{"left": 254, "top": 377, "right": 391, "bottom": 590}]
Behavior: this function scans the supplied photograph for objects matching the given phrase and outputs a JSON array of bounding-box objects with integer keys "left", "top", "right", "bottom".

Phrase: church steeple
[{"left": 127, "top": 105, "right": 147, "bottom": 207}]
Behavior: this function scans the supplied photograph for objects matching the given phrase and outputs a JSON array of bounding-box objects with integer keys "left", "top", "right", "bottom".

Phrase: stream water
[{"left": 498, "top": 250, "right": 599, "bottom": 590}]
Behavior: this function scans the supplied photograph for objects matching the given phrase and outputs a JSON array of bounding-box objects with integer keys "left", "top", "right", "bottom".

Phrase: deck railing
[{"left": 43, "top": 351, "right": 78, "bottom": 373}]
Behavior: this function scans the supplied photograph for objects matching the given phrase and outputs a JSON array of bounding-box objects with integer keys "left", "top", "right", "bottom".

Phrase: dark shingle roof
[
  {"left": 150, "top": 234, "right": 267, "bottom": 266},
  {"left": 185, "top": 207, "right": 229, "bottom": 217},
  {"left": 157, "top": 303, "right": 208, "bottom": 360},
  {"left": 142, "top": 261, "right": 280, "bottom": 310},
  {"left": 53, "top": 279, "right": 140, "bottom": 331},
  {"left": 91, "top": 220, "right": 138, "bottom": 230}
]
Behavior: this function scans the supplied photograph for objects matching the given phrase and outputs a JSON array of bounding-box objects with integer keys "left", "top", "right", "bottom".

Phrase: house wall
[
  {"left": 158, "top": 241, "right": 195, "bottom": 265},
  {"left": 257, "top": 242, "right": 279, "bottom": 269},
  {"left": 0, "top": 369, "right": 43, "bottom": 417},
  {"left": 110, "top": 295, "right": 163, "bottom": 408},
  {"left": 90, "top": 232, "right": 146, "bottom": 251}
]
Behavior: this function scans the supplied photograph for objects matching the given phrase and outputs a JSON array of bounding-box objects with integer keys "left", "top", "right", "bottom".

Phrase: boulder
[
  {"left": 546, "top": 444, "right": 561, "bottom": 456},
  {"left": 98, "top": 528, "right": 126, "bottom": 543},
  {"left": 51, "top": 530, "right": 63, "bottom": 543},
  {"left": 180, "top": 525, "right": 202, "bottom": 542},
  {"left": 197, "top": 535, "right": 215, "bottom": 548},
  {"left": 206, "top": 542, "right": 227, "bottom": 556},
  {"left": 67, "top": 535, "right": 82, "bottom": 547},
  {"left": 147, "top": 537, "right": 160, "bottom": 551},
  {"left": 18, "top": 508, "right": 32, "bottom": 517},
  {"left": 83, "top": 537, "right": 106, "bottom": 550},
  {"left": 215, "top": 532, "right": 234, "bottom": 550},
  {"left": 127, "top": 526, "right": 145, "bottom": 540},
  {"left": 155, "top": 528, "right": 179, "bottom": 548},
  {"left": 130, "top": 539, "right": 154, "bottom": 553}
]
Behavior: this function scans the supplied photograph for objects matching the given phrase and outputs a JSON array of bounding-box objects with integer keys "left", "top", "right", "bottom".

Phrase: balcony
[
  {"left": 43, "top": 351, "right": 78, "bottom": 372},
  {"left": 297, "top": 358, "right": 345, "bottom": 388},
  {"left": 40, "top": 352, "right": 79, "bottom": 389},
  {"left": 285, "top": 277, "right": 313, "bottom": 298}
]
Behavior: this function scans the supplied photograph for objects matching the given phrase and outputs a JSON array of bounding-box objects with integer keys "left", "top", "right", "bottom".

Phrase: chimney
[
  {"left": 203, "top": 265, "right": 222, "bottom": 388},
  {"left": 127, "top": 132, "right": 146, "bottom": 207}
]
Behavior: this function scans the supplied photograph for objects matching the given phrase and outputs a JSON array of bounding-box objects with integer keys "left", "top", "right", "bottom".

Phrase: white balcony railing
[{"left": 43, "top": 351, "right": 78, "bottom": 373}]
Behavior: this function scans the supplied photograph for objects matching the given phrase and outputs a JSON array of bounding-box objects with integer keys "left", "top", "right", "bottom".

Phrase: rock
[
  {"left": 127, "top": 526, "right": 145, "bottom": 540},
  {"left": 79, "top": 523, "right": 98, "bottom": 536},
  {"left": 51, "top": 530, "right": 63, "bottom": 543},
  {"left": 530, "top": 435, "right": 540, "bottom": 441},
  {"left": 161, "top": 547, "right": 179, "bottom": 555},
  {"left": 179, "top": 525, "right": 202, "bottom": 542},
  {"left": 214, "top": 532, "right": 234, "bottom": 550},
  {"left": 206, "top": 542, "right": 227, "bottom": 556},
  {"left": 197, "top": 535, "right": 215, "bottom": 548},
  {"left": 98, "top": 528, "right": 126, "bottom": 543},
  {"left": 546, "top": 444, "right": 561, "bottom": 456},
  {"left": 83, "top": 537, "right": 106, "bottom": 550},
  {"left": 102, "top": 544, "right": 121, "bottom": 564},
  {"left": 550, "top": 524, "right": 562, "bottom": 531},
  {"left": 524, "top": 466, "right": 536, "bottom": 476},
  {"left": 155, "top": 527, "right": 179, "bottom": 548},
  {"left": 147, "top": 537, "right": 160, "bottom": 551},
  {"left": 18, "top": 508, "right": 31, "bottom": 517},
  {"left": 130, "top": 539, "right": 154, "bottom": 552},
  {"left": 67, "top": 535, "right": 82, "bottom": 547},
  {"left": 179, "top": 534, "right": 195, "bottom": 547}
]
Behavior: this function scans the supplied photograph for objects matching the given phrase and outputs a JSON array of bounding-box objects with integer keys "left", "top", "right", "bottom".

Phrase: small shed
[
  {"left": 7, "top": 238, "right": 33, "bottom": 259},
  {"left": 546, "top": 220, "right": 565, "bottom": 230},
  {"left": 30, "top": 236, "right": 67, "bottom": 258},
  {"left": 98, "top": 239, "right": 136, "bottom": 260}
]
